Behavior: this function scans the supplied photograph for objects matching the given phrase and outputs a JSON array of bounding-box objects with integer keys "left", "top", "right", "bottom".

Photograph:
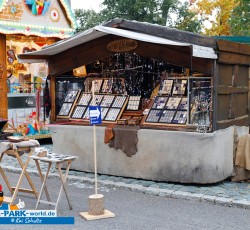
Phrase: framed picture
[
  {"left": 64, "top": 90, "right": 80, "bottom": 103},
  {"left": 112, "top": 95, "right": 127, "bottom": 108},
  {"left": 104, "top": 108, "right": 121, "bottom": 121},
  {"left": 101, "top": 107, "right": 109, "bottom": 120},
  {"left": 159, "top": 110, "right": 176, "bottom": 123},
  {"left": 152, "top": 96, "right": 168, "bottom": 109},
  {"left": 165, "top": 97, "right": 181, "bottom": 110},
  {"left": 159, "top": 80, "right": 173, "bottom": 95},
  {"left": 145, "top": 109, "right": 162, "bottom": 123},
  {"left": 101, "top": 95, "right": 115, "bottom": 107},
  {"left": 58, "top": 103, "right": 73, "bottom": 116},
  {"left": 90, "top": 94, "right": 104, "bottom": 106},
  {"left": 101, "top": 79, "right": 113, "bottom": 93},
  {"left": 71, "top": 106, "right": 87, "bottom": 119},
  {"left": 90, "top": 79, "right": 103, "bottom": 93},
  {"left": 127, "top": 96, "right": 141, "bottom": 110},
  {"left": 172, "top": 111, "right": 187, "bottom": 124},
  {"left": 172, "top": 79, "right": 187, "bottom": 95},
  {"left": 178, "top": 97, "right": 188, "bottom": 110},
  {"left": 82, "top": 107, "right": 90, "bottom": 119},
  {"left": 78, "top": 93, "right": 92, "bottom": 106}
]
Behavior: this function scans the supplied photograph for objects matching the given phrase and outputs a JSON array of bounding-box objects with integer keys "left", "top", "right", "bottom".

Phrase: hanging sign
[{"left": 106, "top": 39, "right": 138, "bottom": 53}]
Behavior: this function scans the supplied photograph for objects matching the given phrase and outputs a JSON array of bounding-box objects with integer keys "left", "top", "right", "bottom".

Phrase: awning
[{"left": 18, "top": 25, "right": 217, "bottom": 63}]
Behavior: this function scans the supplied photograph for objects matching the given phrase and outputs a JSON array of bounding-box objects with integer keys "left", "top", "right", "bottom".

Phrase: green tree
[
  {"left": 74, "top": 0, "right": 202, "bottom": 34},
  {"left": 101, "top": 0, "right": 179, "bottom": 25},
  {"left": 74, "top": 9, "right": 104, "bottom": 33},
  {"left": 230, "top": 0, "right": 250, "bottom": 36},
  {"left": 172, "top": 1, "right": 203, "bottom": 33}
]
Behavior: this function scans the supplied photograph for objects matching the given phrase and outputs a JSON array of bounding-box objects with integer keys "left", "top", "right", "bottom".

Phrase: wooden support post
[{"left": 0, "top": 34, "right": 7, "bottom": 119}]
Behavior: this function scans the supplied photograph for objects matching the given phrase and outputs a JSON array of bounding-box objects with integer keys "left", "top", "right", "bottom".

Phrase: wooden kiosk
[{"left": 18, "top": 19, "right": 250, "bottom": 184}]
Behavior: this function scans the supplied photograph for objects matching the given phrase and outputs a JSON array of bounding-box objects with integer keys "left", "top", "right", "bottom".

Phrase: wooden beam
[
  {"left": 217, "top": 115, "right": 249, "bottom": 129},
  {"left": 18, "top": 54, "right": 50, "bottom": 61},
  {"left": 218, "top": 51, "right": 250, "bottom": 66},
  {"left": 0, "top": 34, "right": 7, "bottom": 119},
  {"left": 50, "top": 77, "right": 56, "bottom": 122},
  {"left": 217, "top": 40, "right": 250, "bottom": 56},
  {"left": 217, "top": 86, "right": 249, "bottom": 94}
]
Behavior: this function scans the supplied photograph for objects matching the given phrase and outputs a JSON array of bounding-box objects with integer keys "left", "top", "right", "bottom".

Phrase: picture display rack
[
  {"left": 126, "top": 96, "right": 141, "bottom": 111},
  {"left": 144, "top": 95, "right": 188, "bottom": 125},
  {"left": 57, "top": 89, "right": 81, "bottom": 118},
  {"left": 70, "top": 93, "right": 128, "bottom": 123}
]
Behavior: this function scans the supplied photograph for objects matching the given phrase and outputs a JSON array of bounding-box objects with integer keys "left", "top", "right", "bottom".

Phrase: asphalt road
[{"left": 0, "top": 171, "right": 249, "bottom": 230}]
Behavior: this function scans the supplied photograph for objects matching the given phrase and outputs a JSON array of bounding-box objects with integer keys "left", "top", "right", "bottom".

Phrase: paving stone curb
[{"left": 2, "top": 165, "right": 250, "bottom": 209}]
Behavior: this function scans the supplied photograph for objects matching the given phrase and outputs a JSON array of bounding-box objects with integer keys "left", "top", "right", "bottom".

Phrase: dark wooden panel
[
  {"left": 218, "top": 64, "right": 233, "bottom": 86},
  {"left": 217, "top": 115, "right": 249, "bottom": 129},
  {"left": 237, "top": 66, "right": 249, "bottom": 87},
  {"left": 48, "top": 35, "right": 117, "bottom": 76},
  {"left": 217, "top": 40, "right": 250, "bottom": 56},
  {"left": 217, "top": 95, "right": 230, "bottom": 120},
  {"left": 233, "top": 93, "right": 248, "bottom": 118},
  {"left": 135, "top": 42, "right": 192, "bottom": 68},
  {"left": 191, "top": 57, "right": 214, "bottom": 75},
  {"left": 217, "top": 86, "right": 248, "bottom": 94},
  {"left": 218, "top": 51, "right": 250, "bottom": 66},
  {"left": 104, "top": 19, "right": 217, "bottom": 48}
]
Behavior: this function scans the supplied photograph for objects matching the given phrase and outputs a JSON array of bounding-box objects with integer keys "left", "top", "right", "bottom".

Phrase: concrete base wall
[{"left": 49, "top": 125, "right": 248, "bottom": 184}]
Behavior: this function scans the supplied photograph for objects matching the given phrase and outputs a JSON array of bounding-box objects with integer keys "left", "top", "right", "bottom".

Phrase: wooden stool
[
  {"left": 0, "top": 143, "right": 40, "bottom": 205},
  {"left": 30, "top": 154, "right": 77, "bottom": 210}
]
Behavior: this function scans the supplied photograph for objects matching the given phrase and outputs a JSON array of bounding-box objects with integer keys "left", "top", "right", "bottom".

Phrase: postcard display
[
  {"left": 68, "top": 93, "right": 128, "bottom": 122},
  {"left": 57, "top": 90, "right": 81, "bottom": 118},
  {"left": 145, "top": 79, "right": 188, "bottom": 125}
]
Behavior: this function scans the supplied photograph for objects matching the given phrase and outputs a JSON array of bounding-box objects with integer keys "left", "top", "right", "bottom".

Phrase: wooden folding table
[
  {"left": 0, "top": 139, "right": 40, "bottom": 205},
  {"left": 30, "top": 153, "right": 77, "bottom": 210}
]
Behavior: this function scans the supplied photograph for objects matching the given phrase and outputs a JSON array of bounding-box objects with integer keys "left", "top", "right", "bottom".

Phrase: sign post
[
  {"left": 89, "top": 105, "right": 101, "bottom": 195},
  {"left": 80, "top": 81, "right": 115, "bottom": 221}
]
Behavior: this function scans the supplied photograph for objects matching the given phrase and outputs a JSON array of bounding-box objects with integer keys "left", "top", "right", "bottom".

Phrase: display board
[
  {"left": 70, "top": 93, "right": 128, "bottom": 123},
  {"left": 126, "top": 96, "right": 141, "bottom": 110},
  {"left": 57, "top": 90, "right": 81, "bottom": 118},
  {"left": 144, "top": 96, "right": 187, "bottom": 124}
]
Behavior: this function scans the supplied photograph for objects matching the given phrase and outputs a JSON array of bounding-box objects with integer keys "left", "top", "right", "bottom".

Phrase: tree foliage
[
  {"left": 173, "top": 1, "right": 203, "bottom": 33},
  {"left": 74, "top": 0, "right": 203, "bottom": 34},
  {"left": 230, "top": 0, "right": 250, "bottom": 36},
  {"left": 191, "top": 0, "right": 240, "bottom": 36},
  {"left": 74, "top": 9, "right": 104, "bottom": 33},
  {"left": 101, "top": 0, "right": 179, "bottom": 26}
]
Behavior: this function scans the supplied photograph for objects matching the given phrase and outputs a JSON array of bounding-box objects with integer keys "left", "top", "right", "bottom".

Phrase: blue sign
[{"left": 89, "top": 105, "right": 102, "bottom": 125}]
